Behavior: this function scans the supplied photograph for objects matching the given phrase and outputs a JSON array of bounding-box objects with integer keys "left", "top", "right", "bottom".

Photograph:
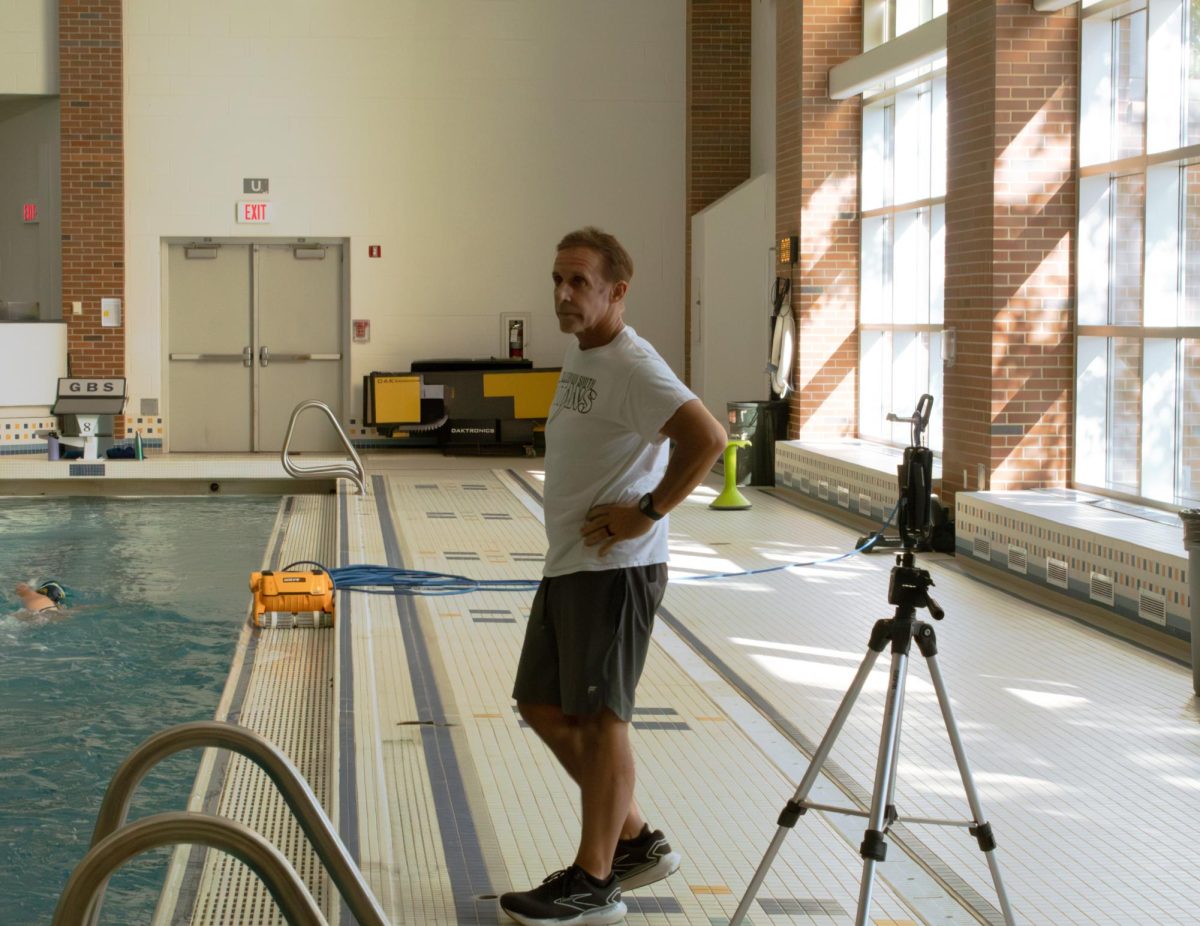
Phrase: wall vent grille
[
  {"left": 1007, "top": 545, "right": 1028, "bottom": 574},
  {"left": 972, "top": 536, "right": 991, "bottom": 560},
  {"left": 1089, "top": 572, "right": 1115, "bottom": 606},
  {"left": 858, "top": 493, "right": 873, "bottom": 515},
  {"left": 837, "top": 485, "right": 851, "bottom": 508},
  {"left": 1138, "top": 589, "right": 1167, "bottom": 626},
  {"left": 1046, "top": 557, "right": 1069, "bottom": 589},
  {"left": 817, "top": 480, "right": 829, "bottom": 500}
]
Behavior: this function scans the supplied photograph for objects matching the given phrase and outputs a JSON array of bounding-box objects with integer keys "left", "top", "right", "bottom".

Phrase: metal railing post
[
  {"left": 80, "top": 721, "right": 388, "bottom": 926},
  {"left": 280, "top": 400, "right": 366, "bottom": 494},
  {"left": 54, "top": 813, "right": 327, "bottom": 926}
]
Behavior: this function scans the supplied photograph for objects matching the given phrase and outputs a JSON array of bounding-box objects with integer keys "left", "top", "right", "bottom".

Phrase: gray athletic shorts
[{"left": 512, "top": 564, "right": 668, "bottom": 722}]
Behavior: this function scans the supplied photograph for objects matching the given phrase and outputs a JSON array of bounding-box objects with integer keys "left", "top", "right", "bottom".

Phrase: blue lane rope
[{"left": 281, "top": 499, "right": 901, "bottom": 598}]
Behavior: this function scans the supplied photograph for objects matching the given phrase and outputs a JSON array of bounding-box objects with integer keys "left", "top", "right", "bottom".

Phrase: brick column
[
  {"left": 59, "top": 0, "right": 125, "bottom": 435},
  {"left": 777, "top": 0, "right": 861, "bottom": 440},
  {"left": 943, "top": 1, "right": 1078, "bottom": 499},
  {"left": 686, "top": 0, "right": 752, "bottom": 383}
]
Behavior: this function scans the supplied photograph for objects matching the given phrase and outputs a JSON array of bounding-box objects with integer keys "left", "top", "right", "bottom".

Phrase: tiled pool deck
[{"left": 8, "top": 453, "right": 1197, "bottom": 925}]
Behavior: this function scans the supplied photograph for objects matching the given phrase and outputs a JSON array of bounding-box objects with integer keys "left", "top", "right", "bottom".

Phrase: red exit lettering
[
  {"left": 236, "top": 201, "right": 271, "bottom": 223},
  {"left": 22, "top": 203, "right": 37, "bottom": 222}
]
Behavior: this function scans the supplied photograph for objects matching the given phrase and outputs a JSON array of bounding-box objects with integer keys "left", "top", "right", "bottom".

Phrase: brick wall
[
  {"left": 776, "top": 0, "right": 860, "bottom": 441},
  {"left": 59, "top": 0, "right": 125, "bottom": 434},
  {"left": 686, "top": 0, "right": 752, "bottom": 384},
  {"left": 943, "top": 1, "right": 1078, "bottom": 499},
  {"left": 775, "top": 0, "right": 802, "bottom": 420}
]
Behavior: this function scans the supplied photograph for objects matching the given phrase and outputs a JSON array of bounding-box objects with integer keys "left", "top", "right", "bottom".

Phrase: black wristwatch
[{"left": 637, "top": 492, "right": 665, "bottom": 521}]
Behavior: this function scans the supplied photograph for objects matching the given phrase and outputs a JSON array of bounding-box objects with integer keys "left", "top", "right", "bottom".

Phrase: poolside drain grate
[{"left": 758, "top": 897, "right": 849, "bottom": 917}]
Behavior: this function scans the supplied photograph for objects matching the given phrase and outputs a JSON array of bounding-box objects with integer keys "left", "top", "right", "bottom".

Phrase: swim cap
[{"left": 36, "top": 581, "right": 66, "bottom": 604}]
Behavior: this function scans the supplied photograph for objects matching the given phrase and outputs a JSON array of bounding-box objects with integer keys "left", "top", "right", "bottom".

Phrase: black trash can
[{"left": 726, "top": 399, "right": 789, "bottom": 486}]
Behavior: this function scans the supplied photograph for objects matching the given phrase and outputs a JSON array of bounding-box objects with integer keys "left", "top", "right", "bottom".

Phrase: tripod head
[
  {"left": 886, "top": 394, "right": 935, "bottom": 550},
  {"left": 886, "top": 550, "right": 943, "bottom": 620}
]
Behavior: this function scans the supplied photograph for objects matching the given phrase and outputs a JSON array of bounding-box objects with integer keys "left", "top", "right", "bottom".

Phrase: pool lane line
[
  {"left": 372, "top": 473, "right": 502, "bottom": 924},
  {"left": 337, "top": 482, "right": 361, "bottom": 925},
  {"left": 169, "top": 495, "right": 295, "bottom": 925}
]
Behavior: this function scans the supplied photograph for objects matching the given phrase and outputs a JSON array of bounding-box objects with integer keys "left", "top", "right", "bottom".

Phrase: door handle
[
  {"left": 259, "top": 349, "right": 342, "bottom": 364},
  {"left": 169, "top": 350, "right": 253, "bottom": 365}
]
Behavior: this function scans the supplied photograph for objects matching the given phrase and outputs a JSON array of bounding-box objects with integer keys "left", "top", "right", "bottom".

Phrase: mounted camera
[
  {"left": 892, "top": 394, "right": 934, "bottom": 550},
  {"left": 858, "top": 394, "right": 951, "bottom": 554}
]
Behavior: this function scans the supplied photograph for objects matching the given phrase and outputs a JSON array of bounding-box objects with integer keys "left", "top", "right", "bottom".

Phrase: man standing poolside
[{"left": 500, "top": 228, "right": 726, "bottom": 926}]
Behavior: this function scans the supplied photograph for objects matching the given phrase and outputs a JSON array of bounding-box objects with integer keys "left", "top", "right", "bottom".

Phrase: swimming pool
[{"left": 0, "top": 496, "right": 280, "bottom": 925}]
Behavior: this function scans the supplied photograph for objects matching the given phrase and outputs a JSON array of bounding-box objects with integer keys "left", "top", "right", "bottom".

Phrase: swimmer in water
[{"left": 13, "top": 581, "right": 66, "bottom": 616}]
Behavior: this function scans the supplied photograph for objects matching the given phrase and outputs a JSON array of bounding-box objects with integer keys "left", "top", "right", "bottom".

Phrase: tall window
[
  {"left": 1077, "top": 0, "right": 1200, "bottom": 505},
  {"left": 859, "top": 73, "right": 946, "bottom": 450}
]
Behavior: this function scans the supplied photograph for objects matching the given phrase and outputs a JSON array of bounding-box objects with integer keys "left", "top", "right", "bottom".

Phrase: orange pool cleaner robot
[{"left": 249, "top": 569, "right": 335, "bottom": 625}]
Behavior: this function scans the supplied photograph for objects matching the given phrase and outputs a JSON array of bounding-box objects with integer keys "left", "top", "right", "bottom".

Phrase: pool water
[{"left": 0, "top": 496, "right": 280, "bottom": 925}]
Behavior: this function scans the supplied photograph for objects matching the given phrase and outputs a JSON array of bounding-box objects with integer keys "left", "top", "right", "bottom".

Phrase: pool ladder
[
  {"left": 281, "top": 400, "right": 367, "bottom": 495},
  {"left": 52, "top": 721, "right": 388, "bottom": 926}
]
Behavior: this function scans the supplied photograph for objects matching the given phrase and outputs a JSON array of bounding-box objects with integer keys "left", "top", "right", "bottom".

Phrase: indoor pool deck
[{"left": 7, "top": 454, "right": 1199, "bottom": 925}]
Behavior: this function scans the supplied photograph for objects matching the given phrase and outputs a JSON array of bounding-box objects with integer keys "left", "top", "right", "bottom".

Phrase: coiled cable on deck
[
  {"left": 279, "top": 499, "right": 899, "bottom": 596},
  {"left": 283, "top": 561, "right": 540, "bottom": 597}
]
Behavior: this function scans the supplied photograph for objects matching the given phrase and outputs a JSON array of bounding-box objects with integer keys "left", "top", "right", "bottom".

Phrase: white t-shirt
[{"left": 542, "top": 326, "right": 697, "bottom": 576}]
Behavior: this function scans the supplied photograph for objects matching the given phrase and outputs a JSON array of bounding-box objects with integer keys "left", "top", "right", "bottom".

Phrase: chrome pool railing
[
  {"left": 55, "top": 812, "right": 328, "bottom": 926},
  {"left": 58, "top": 721, "right": 388, "bottom": 926},
  {"left": 280, "top": 400, "right": 366, "bottom": 495}
]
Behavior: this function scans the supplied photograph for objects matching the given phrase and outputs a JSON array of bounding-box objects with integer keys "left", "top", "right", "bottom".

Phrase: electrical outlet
[{"left": 72, "top": 301, "right": 82, "bottom": 315}]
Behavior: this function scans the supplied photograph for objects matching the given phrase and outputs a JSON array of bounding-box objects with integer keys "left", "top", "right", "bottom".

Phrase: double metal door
[{"left": 167, "top": 242, "right": 344, "bottom": 452}]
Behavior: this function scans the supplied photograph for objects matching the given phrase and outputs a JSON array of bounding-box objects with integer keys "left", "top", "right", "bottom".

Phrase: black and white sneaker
[
  {"left": 500, "top": 864, "right": 627, "bottom": 925},
  {"left": 611, "top": 825, "right": 682, "bottom": 891}
]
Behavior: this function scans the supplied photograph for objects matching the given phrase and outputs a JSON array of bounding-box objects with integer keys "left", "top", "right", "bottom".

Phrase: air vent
[
  {"left": 1089, "top": 572, "right": 1115, "bottom": 606},
  {"left": 1138, "top": 589, "right": 1167, "bottom": 626},
  {"left": 858, "top": 493, "right": 872, "bottom": 516},
  {"left": 817, "top": 480, "right": 829, "bottom": 500},
  {"left": 1007, "top": 545, "right": 1028, "bottom": 574},
  {"left": 837, "top": 485, "right": 851, "bottom": 508},
  {"left": 1046, "top": 557, "right": 1069, "bottom": 589},
  {"left": 972, "top": 536, "right": 991, "bottom": 560}
]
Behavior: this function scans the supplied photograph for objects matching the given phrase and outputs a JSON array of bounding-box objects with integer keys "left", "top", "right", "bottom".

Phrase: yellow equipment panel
[
  {"left": 483, "top": 370, "right": 560, "bottom": 419},
  {"left": 373, "top": 375, "right": 422, "bottom": 424}
]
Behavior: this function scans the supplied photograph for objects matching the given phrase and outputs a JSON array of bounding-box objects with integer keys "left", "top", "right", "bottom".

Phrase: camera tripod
[{"left": 729, "top": 550, "right": 1018, "bottom": 926}]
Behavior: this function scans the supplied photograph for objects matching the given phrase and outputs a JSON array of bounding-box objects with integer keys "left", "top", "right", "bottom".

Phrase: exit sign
[
  {"left": 22, "top": 202, "right": 38, "bottom": 223},
  {"left": 236, "top": 201, "right": 273, "bottom": 224}
]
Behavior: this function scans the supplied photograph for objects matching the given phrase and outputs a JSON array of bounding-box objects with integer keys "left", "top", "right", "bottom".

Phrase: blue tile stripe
[{"left": 372, "top": 474, "right": 500, "bottom": 923}]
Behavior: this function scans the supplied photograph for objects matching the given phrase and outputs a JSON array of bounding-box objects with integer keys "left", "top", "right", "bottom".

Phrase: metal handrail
[
  {"left": 280, "top": 400, "right": 366, "bottom": 495},
  {"left": 78, "top": 721, "right": 388, "bottom": 926},
  {"left": 54, "top": 812, "right": 327, "bottom": 926}
]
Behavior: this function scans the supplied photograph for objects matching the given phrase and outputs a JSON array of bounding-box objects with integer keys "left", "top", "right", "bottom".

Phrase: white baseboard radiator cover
[
  {"left": 955, "top": 490, "right": 1189, "bottom": 643},
  {"left": 774, "top": 440, "right": 940, "bottom": 527}
]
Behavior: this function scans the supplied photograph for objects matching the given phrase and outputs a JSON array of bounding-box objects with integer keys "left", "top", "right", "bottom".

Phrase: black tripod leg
[
  {"left": 924, "top": 652, "right": 1018, "bottom": 925},
  {"left": 728, "top": 641, "right": 886, "bottom": 926},
  {"left": 853, "top": 647, "right": 910, "bottom": 926}
]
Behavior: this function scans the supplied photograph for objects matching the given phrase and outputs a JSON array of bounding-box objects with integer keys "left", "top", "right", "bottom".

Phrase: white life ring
[{"left": 769, "top": 310, "right": 795, "bottom": 398}]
